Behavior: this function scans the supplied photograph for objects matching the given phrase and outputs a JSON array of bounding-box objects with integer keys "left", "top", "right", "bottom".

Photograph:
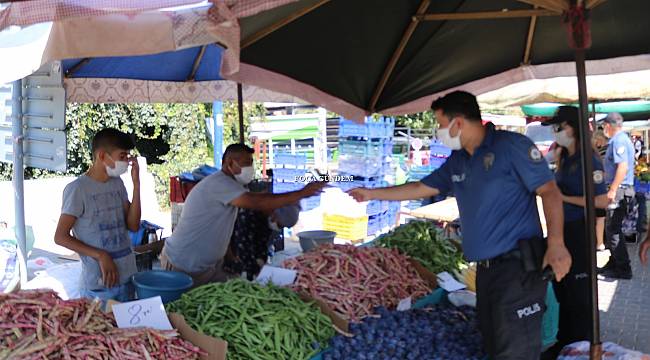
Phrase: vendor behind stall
[
  {"left": 54, "top": 128, "right": 141, "bottom": 303},
  {"left": 161, "top": 144, "right": 324, "bottom": 287},
  {"left": 224, "top": 204, "right": 300, "bottom": 280}
]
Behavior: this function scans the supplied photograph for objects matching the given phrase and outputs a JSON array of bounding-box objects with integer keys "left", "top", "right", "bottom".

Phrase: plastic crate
[
  {"left": 338, "top": 117, "right": 394, "bottom": 139},
  {"left": 366, "top": 200, "right": 382, "bottom": 215},
  {"left": 272, "top": 181, "right": 304, "bottom": 194},
  {"left": 300, "top": 195, "right": 321, "bottom": 211},
  {"left": 429, "top": 156, "right": 448, "bottom": 169},
  {"left": 274, "top": 152, "right": 307, "bottom": 166},
  {"left": 429, "top": 142, "right": 452, "bottom": 158},
  {"left": 323, "top": 214, "right": 368, "bottom": 241},
  {"left": 336, "top": 176, "right": 384, "bottom": 192},
  {"left": 339, "top": 139, "right": 386, "bottom": 158},
  {"left": 338, "top": 157, "right": 384, "bottom": 178},
  {"left": 273, "top": 167, "right": 306, "bottom": 182}
]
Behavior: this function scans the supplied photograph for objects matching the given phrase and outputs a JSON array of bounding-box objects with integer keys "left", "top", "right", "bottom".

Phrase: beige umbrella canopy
[{"left": 478, "top": 69, "right": 650, "bottom": 108}]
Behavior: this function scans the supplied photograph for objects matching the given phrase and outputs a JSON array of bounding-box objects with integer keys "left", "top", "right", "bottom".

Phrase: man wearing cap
[
  {"left": 599, "top": 112, "right": 635, "bottom": 279},
  {"left": 349, "top": 91, "right": 571, "bottom": 359},
  {"left": 224, "top": 205, "right": 300, "bottom": 280}
]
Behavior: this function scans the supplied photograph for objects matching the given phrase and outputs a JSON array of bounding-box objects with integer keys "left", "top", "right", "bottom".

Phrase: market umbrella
[{"left": 232, "top": 1, "right": 650, "bottom": 357}]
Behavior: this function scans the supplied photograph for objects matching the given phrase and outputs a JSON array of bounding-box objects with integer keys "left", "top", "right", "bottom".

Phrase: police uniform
[
  {"left": 422, "top": 122, "right": 552, "bottom": 359},
  {"left": 553, "top": 149, "right": 607, "bottom": 346},
  {"left": 603, "top": 131, "right": 635, "bottom": 277}
]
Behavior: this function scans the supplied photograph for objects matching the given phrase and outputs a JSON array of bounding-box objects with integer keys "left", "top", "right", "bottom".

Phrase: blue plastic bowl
[{"left": 131, "top": 270, "right": 193, "bottom": 304}]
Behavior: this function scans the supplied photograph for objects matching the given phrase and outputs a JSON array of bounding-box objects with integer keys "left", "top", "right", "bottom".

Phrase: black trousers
[
  {"left": 605, "top": 187, "right": 633, "bottom": 273},
  {"left": 553, "top": 218, "right": 592, "bottom": 347},
  {"left": 477, "top": 258, "right": 547, "bottom": 360}
]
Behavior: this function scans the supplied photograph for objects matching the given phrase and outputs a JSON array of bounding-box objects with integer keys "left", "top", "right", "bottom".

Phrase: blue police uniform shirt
[
  {"left": 555, "top": 150, "right": 607, "bottom": 223},
  {"left": 421, "top": 123, "right": 553, "bottom": 261},
  {"left": 604, "top": 131, "right": 635, "bottom": 185}
]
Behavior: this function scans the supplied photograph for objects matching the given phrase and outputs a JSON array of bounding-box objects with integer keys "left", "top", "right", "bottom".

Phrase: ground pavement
[{"left": 599, "top": 241, "right": 650, "bottom": 354}]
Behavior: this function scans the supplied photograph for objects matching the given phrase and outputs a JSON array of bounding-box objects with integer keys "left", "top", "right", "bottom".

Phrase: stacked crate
[
  {"left": 326, "top": 116, "right": 396, "bottom": 238},
  {"left": 272, "top": 153, "right": 320, "bottom": 211},
  {"left": 405, "top": 140, "right": 452, "bottom": 210}
]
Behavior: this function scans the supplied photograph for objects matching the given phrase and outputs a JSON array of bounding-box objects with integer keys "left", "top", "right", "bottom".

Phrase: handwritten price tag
[
  {"left": 255, "top": 265, "right": 297, "bottom": 286},
  {"left": 397, "top": 297, "right": 412, "bottom": 311},
  {"left": 112, "top": 296, "right": 173, "bottom": 330}
]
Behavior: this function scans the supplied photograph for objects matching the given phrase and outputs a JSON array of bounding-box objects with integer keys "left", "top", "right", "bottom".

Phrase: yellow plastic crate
[{"left": 323, "top": 213, "right": 368, "bottom": 240}]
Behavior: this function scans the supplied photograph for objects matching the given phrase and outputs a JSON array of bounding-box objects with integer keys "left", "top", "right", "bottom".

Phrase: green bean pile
[
  {"left": 376, "top": 221, "right": 466, "bottom": 274},
  {"left": 167, "top": 279, "right": 334, "bottom": 360}
]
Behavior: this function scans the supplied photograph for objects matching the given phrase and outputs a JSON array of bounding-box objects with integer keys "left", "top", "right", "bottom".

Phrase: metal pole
[
  {"left": 237, "top": 83, "right": 245, "bottom": 144},
  {"left": 575, "top": 49, "right": 602, "bottom": 359},
  {"left": 12, "top": 79, "right": 28, "bottom": 287}
]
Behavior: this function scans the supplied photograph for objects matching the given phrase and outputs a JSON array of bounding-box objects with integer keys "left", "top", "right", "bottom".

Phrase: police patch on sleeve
[
  {"left": 528, "top": 146, "right": 543, "bottom": 162},
  {"left": 617, "top": 146, "right": 626, "bottom": 155},
  {"left": 593, "top": 170, "right": 604, "bottom": 184}
]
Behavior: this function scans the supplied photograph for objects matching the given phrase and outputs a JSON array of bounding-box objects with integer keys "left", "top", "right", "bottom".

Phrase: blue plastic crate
[
  {"left": 336, "top": 175, "right": 383, "bottom": 192},
  {"left": 274, "top": 152, "right": 307, "bottom": 166},
  {"left": 339, "top": 139, "right": 386, "bottom": 158},
  {"left": 273, "top": 167, "right": 306, "bottom": 181},
  {"left": 338, "top": 117, "right": 394, "bottom": 139},
  {"left": 300, "top": 195, "right": 321, "bottom": 211},
  {"left": 381, "top": 200, "right": 390, "bottom": 212},
  {"left": 338, "top": 157, "right": 384, "bottom": 178},
  {"left": 272, "top": 181, "right": 304, "bottom": 194},
  {"left": 367, "top": 215, "right": 382, "bottom": 235},
  {"left": 366, "top": 200, "right": 382, "bottom": 215},
  {"left": 429, "top": 156, "right": 448, "bottom": 169},
  {"left": 429, "top": 142, "right": 452, "bottom": 157}
]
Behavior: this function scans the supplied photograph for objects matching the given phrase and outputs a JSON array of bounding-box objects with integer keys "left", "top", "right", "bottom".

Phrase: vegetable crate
[
  {"left": 323, "top": 214, "right": 368, "bottom": 241},
  {"left": 301, "top": 195, "right": 321, "bottom": 211},
  {"left": 274, "top": 152, "right": 307, "bottom": 166},
  {"left": 366, "top": 200, "right": 382, "bottom": 215},
  {"left": 367, "top": 212, "right": 388, "bottom": 236},
  {"left": 335, "top": 175, "right": 384, "bottom": 192},
  {"left": 429, "top": 142, "right": 452, "bottom": 158}
]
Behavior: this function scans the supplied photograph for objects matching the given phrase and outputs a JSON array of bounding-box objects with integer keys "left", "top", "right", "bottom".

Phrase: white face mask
[
  {"left": 554, "top": 129, "right": 574, "bottom": 148},
  {"left": 268, "top": 218, "right": 281, "bottom": 232},
  {"left": 234, "top": 164, "right": 255, "bottom": 185},
  {"left": 105, "top": 156, "right": 129, "bottom": 177},
  {"left": 437, "top": 119, "right": 462, "bottom": 150}
]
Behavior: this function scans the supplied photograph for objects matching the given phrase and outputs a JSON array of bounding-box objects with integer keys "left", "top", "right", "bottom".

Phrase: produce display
[
  {"left": 376, "top": 221, "right": 465, "bottom": 275},
  {"left": 322, "top": 304, "right": 485, "bottom": 360},
  {"left": 0, "top": 290, "right": 203, "bottom": 360},
  {"left": 167, "top": 279, "right": 334, "bottom": 360},
  {"left": 284, "top": 244, "right": 432, "bottom": 322}
]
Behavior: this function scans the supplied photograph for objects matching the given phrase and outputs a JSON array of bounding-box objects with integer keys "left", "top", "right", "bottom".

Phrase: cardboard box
[
  {"left": 105, "top": 300, "right": 227, "bottom": 360},
  {"left": 297, "top": 258, "right": 439, "bottom": 333}
]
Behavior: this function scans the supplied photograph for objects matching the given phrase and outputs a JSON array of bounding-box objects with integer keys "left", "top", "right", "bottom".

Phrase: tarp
[{"left": 230, "top": 0, "right": 650, "bottom": 119}]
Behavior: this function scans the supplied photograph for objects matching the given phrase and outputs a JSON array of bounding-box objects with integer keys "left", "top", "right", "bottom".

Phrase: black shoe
[{"left": 598, "top": 268, "right": 632, "bottom": 280}]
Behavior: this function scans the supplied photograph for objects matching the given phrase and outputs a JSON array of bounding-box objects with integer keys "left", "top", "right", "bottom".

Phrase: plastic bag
[{"left": 558, "top": 341, "right": 650, "bottom": 360}]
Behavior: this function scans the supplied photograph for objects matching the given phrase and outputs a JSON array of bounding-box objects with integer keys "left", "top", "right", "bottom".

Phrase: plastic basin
[
  {"left": 131, "top": 270, "right": 193, "bottom": 304},
  {"left": 297, "top": 230, "right": 336, "bottom": 252}
]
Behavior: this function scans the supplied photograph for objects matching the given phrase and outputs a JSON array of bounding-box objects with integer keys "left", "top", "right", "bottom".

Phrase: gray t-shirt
[
  {"left": 61, "top": 175, "right": 137, "bottom": 290},
  {"left": 164, "top": 171, "right": 246, "bottom": 273}
]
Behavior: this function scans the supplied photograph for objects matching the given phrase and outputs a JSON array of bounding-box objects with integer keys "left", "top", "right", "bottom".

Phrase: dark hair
[
  {"left": 222, "top": 143, "right": 254, "bottom": 163},
  {"left": 431, "top": 91, "right": 482, "bottom": 122},
  {"left": 91, "top": 128, "right": 134, "bottom": 158}
]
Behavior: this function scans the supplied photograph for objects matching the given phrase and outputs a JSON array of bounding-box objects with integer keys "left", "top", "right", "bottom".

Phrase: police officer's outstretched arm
[
  {"left": 348, "top": 159, "right": 451, "bottom": 202},
  {"left": 509, "top": 135, "right": 571, "bottom": 281}
]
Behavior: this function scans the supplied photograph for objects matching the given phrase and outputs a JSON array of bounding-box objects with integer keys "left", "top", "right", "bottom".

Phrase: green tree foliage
[
  {"left": 221, "top": 101, "right": 266, "bottom": 146},
  {"left": 395, "top": 111, "right": 437, "bottom": 130},
  {"left": 0, "top": 103, "right": 213, "bottom": 210}
]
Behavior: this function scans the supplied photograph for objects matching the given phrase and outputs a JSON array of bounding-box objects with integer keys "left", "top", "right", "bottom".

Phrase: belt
[{"left": 477, "top": 249, "right": 521, "bottom": 269}]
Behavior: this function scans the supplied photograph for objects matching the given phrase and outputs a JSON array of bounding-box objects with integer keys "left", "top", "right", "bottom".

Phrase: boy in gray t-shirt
[{"left": 55, "top": 128, "right": 141, "bottom": 302}]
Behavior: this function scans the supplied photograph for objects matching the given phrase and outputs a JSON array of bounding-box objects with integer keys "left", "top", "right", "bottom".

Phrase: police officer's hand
[
  {"left": 607, "top": 188, "right": 617, "bottom": 202},
  {"left": 639, "top": 238, "right": 650, "bottom": 265},
  {"left": 301, "top": 181, "right": 327, "bottom": 198},
  {"left": 347, "top": 187, "right": 373, "bottom": 202},
  {"left": 543, "top": 242, "right": 572, "bottom": 281}
]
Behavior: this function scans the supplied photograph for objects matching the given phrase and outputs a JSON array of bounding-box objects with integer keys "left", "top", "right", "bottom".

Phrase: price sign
[{"left": 112, "top": 296, "right": 173, "bottom": 330}]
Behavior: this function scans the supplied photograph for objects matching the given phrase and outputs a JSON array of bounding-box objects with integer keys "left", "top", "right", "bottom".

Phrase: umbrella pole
[
  {"left": 237, "top": 83, "right": 245, "bottom": 144},
  {"left": 12, "top": 78, "right": 28, "bottom": 287},
  {"left": 575, "top": 48, "right": 602, "bottom": 359}
]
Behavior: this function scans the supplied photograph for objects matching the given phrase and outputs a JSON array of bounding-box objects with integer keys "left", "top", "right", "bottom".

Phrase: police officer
[
  {"left": 542, "top": 106, "right": 608, "bottom": 354},
  {"left": 599, "top": 113, "right": 635, "bottom": 279},
  {"left": 348, "top": 91, "right": 571, "bottom": 359}
]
